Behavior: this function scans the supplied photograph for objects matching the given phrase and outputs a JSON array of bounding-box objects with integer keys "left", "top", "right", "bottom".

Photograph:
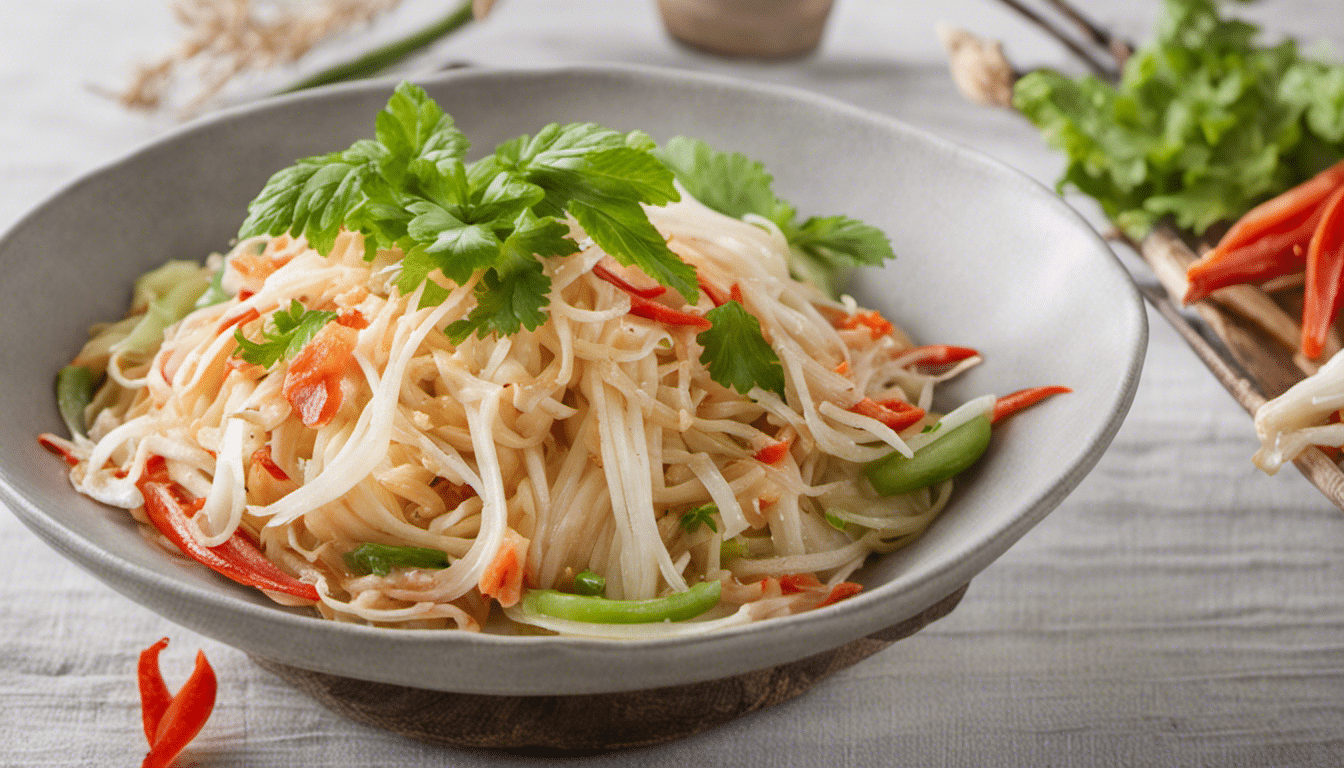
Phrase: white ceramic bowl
[{"left": 0, "top": 65, "right": 1145, "bottom": 695}]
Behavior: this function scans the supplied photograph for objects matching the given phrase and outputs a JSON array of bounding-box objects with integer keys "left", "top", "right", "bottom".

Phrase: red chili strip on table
[
  {"left": 990, "top": 386, "right": 1072, "bottom": 425},
  {"left": 141, "top": 646, "right": 217, "bottom": 768},
  {"left": 592, "top": 262, "right": 667, "bottom": 299},
  {"left": 137, "top": 477, "right": 319, "bottom": 601},
  {"left": 626, "top": 294, "right": 713, "bottom": 331},
  {"left": 900, "top": 345, "right": 980, "bottom": 368},
  {"left": 1185, "top": 159, "right": 1344, "bottom": 303},
  {"left": 137, "top": 638, "right": 174, "bottom": 744},
  {"left": 1301, "top": 185, "right": 1344, "bottom": 359}
]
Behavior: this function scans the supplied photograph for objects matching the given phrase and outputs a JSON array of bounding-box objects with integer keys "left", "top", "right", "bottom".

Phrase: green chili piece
[
  {"left": 864, "top": 413, "right": 992, "bottom": 496},
  {"left": 524, "top": 580, "right": 722, "bottom": 624},
  {"left": 56, "top": 365, "right": 96, "bottom": 438},
  {"left": 344, "top": 543, "right": 450, "bottom": 577},
  {"left": 572, "top": 570, "right": 606, "bottom": 597}
]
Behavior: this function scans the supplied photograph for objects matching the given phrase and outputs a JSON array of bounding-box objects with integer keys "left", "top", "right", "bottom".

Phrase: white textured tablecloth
[{"left": 4, "top": 1, "right": 1344, "bottom": 765}]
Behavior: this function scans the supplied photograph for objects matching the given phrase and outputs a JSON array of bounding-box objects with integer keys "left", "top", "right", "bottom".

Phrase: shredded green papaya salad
[{"left": 40, "top": 82, "right": 1068, "bottom": 637}]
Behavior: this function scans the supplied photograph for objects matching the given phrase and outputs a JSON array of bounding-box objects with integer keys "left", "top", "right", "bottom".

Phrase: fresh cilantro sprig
[
  {"left": 653, "top": 136, "right": 895, "bottom": 297},
  {"left": 233, "top": 300, "right": 337, "bottom": 368},
  {"left": 239, "top": 81, "right": 692, "bottom": 341},
  {"left": 1014, "top": 0, "right": 1344, "bottom": 238},
  {"left": 696, "top": 301, "right": 786, "bottom": 399},
  {"left": 679, "top": 503, "right": 720, "bottom": 534}
]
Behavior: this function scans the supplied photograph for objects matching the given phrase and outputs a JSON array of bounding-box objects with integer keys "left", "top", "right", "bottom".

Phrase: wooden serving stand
[
  {"left": 1135, "top": 228, "right": 1344, "bottom": 507},
  {"left": 252, "top": 583, "right": 967, "bottom": 753}
]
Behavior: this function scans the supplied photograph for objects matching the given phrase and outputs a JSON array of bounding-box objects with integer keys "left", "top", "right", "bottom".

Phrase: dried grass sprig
[{"left": 113, "top": 0, "right": 484, "bottom": 115}]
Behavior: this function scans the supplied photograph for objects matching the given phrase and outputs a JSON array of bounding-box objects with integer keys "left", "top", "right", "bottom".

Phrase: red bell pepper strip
[
  {"left": 1185, "top": 160, "right": 1344, "bottom": 303},
  {"left": 753, "top": 439, "right": 792, "bottom": 465},
  {"left": 991, "top": 386, "right": 1072, "bottom": 425},
  {"left": 251, "top": 446, "right": 290, "bottom": 482},
  {"left": 819, "top": 581, "right": 863, "bottom": 607},
  {"left": 837, "top": 310, "right": 894, "bottom": 339},
  {"left": 282, "top": 321, "right": 357, "bottom": 427},
  {"left": 698, "top": 276, "right": 730, "bottom": 307},
  {"left": 627, "top": 294, "right": 713, "bottom": 331},
  {"left": 137, "top": 638, "right": 174, "bottom": 745},
  {"left": 849, "top": 397, "right": 926, "bottom": 432},
  {"left": 1301, "top": 185, "right": 1344, "bottom": 359},
  {"left": 592, "top": 262, "right": 667, "bottom": 299},
  {"left": 137, "top": 477, "right": 319, "bottom": 602},
  {"left": 900, "top": 345, "right": 980, "bottom": 368},
  {"left": 142, "top": 649, "right": 217, "bottom": 768}
]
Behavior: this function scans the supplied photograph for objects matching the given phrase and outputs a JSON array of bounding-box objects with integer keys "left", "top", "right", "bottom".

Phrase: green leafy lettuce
[{"left": 1014, "top": 0, "right": 1344, "bottom": 238}]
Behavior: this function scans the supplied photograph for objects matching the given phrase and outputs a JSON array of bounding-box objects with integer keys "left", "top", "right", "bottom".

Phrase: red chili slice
[
  {"left": 592, "top": 262, "right": 667, "bottom": 299},
  {"left": 627, "top": 294, "right": 713, "bottom": 331},
  {"left": 849, "top": 397, "right": 926, "bottom": 432},
  {"left": 990, "top": 386, "right": 1072, "bottom": 425},
  {"left": 137, "top": 638, "right": 174, "bottom": 745},
  {"left": 900, "top": 345, "right": 980, "bottom": 367},
  {"left": 141, "top": 649, "right": 217, "bottom": 768}
]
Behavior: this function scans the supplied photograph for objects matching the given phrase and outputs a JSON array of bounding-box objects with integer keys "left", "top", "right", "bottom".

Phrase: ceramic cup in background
[{"left": 656, "top": 0, "right": 835, "bottom": 58}]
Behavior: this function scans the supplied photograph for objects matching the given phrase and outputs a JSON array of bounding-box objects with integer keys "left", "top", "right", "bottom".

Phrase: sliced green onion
[
  {"left": 522, "top": 580, "right": 721, "bottom": 624},
  {"left": 344, "top": 543, "right": 450, "bottom": 577},
  {"left": 56, "top": 365, "right": 96, "bottom": 438},
  {"left": 864, "top": 413, "right": 992, "bottom": 496}
]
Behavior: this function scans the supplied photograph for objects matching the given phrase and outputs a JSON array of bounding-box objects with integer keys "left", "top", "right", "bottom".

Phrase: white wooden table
[{"left": 4, "top": 1, "right": 1343, "bottom": 765}]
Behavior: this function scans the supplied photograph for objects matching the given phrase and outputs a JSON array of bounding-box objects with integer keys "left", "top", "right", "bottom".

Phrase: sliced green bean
[
  {"left": 56, "top": 365, "right": 96, "bottom": 438},
  {"left": 864, "top": 413, "right": 992, "bottom": 496},
  {"left": 572, "top": 570, "right": 607, "bottom": 597},
  {"left": 344, "top": 543, "right": 449, "bottom": 577},
  {"left": 523, "top": 580, "right": 721, "bottom": 624}
]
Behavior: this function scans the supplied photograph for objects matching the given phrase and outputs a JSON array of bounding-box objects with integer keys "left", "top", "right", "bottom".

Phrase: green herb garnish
[
  {"left": 654, "top": 136, "right": 894, "bottom": 297},
  {"left": 1014, "top": 0, "right": 1344, "bottom": 238},
  {"left": 344, "top": 543, "right": 450, "bottom": 577},
  {"left": 696, "top": 301, "right": 786, "bottom": 399},
  {"left": 238, "top": 82, "right": 893, "bottom": 398},
  {"left": 679, "top": 503, "right": 720, "bottom": 534},
  {"left": 232, "top": 300, "right": 337, "bottom": 369}
]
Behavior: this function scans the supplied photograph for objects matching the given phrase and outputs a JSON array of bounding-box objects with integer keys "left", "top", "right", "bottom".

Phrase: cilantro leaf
[
  {"left": 405, "top": 200, "right": 502, "bottom": 283},
  {"left": 232, "top": 300, "right": 338, "bottom": 369},
  {"left": 653, "top": 136, "right": 779, "bottom": 220},
  {"left": 697, "top": 301, "right": 786, "bottom": 399},
  {"left": 680, "top": 503, "right": 719, "bottom": 534},
  {"left": 445, "top": 256, "right": 551, "bottom": 342},
  {"left": 654, "top": 136, "right": 894, "bottom": 297},
  {"left": 1014, "top": 0, "right": 1344, "bottom": 237},
  {"left": 785, "top": 215, "right": 895, "bottom": 268},
  {"left": 374, "top": 81, "right": 469, "bottom": 186}
]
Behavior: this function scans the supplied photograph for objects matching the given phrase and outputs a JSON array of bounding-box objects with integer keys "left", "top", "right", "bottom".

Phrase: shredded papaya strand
[
  {"left": 900, "top": 345, "right": 979, "bottom": 367},
  {"left": 282, "top": 321, "right": 357, "bottom": 427},
  {"left": 991, "top": 386, "right": 1072, "bottom": 425},
  {"left": 1301, "top": 185, "right": 1344, "bottom": 359},
  {"left": 479, "top": 528, "right": 529, "bottom": 608},
  {"left": 137, "top": 476, "right": 319, "bottom": 601},
  {"left": 626, "top": 294, "right": 713, "bottom": 330},
  {"left": 142, "top": 650, "right": 217, "bottom": 768},
  {"left": 592, "top": 262, "right": 667, "bottom": 299},
  {"left": 137, "top": 638, "right": 173, "bottom": 746}
]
